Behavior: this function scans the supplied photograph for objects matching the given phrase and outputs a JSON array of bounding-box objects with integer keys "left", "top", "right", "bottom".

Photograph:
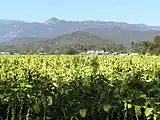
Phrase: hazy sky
[{"left": 0, "top": 0, "right": 159, "bottom": 25}]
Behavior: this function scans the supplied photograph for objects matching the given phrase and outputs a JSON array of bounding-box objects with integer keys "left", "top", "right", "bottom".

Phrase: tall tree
[
  {"left": 150, "top": 35, "right": 160, "bottom": 55},
  {"left": 153, "top": 35, "right": 160, "bottom": 43},
  {"left": 134, "top": 41, "right": 151, "bottom": 54},
  {"left": 131, "top": 41, "right": 135, "bottom": 49}
]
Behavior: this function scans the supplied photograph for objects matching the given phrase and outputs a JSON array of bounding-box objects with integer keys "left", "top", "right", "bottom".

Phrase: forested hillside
[{"left": 0, "top": 32, "right": 126, "bottom": 54}]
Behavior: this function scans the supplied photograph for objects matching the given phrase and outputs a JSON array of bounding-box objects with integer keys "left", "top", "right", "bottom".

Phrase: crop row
[{"left": 0, "top": 55, "right": 160, "bottom": 120}]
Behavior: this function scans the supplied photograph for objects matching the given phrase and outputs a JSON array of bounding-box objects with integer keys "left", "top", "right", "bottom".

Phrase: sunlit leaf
[
  {"left": 145, "top": 101, "right": 151, "bottom": 107},
  {"left": 135, "top": 105, "right": 142, "bottom": 117},
  {"left": 139, "top": 94, "right": 147, "bottom": 98},
  {"left": 47, "top": 96, "right": 53, "bottom": 106},
  {"left": 104, "top": 104, "right": 112, "bottom": 113},
  {"left": 79, "top": 108, "right": 87, "bottom": 118},
  {"left": 20, "top": 83, "right": 25, "bottom": 87},
  {"left": 12, "top": 88, "right": 18, "bottom": 91},
  {"left": 25, "top": 85, "right": 32, "bottom": 88},
  {"left": 34, "top": 102, "right": 41, "bottom": 114},
  {"left": 27, "top": 94, "right": 30, "bottom": 98},
  {"left": 52, "top": 82, "right": 58, "bottom": 87},
  {"left": 145, "top": 108, "right": 153, "bottom": 117},
  {"left": 155, "top": 102, "right": 160, "bottom": 105},
  {"left": 124, "top": 102, "right": 127, "bottom": 110},
  {"left": 128, "top": 104, "right": 132, "bottom": 109}
]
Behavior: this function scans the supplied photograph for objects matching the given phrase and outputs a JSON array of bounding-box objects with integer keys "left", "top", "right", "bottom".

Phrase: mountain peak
[{"left": 45, "top": 17, "right": 61, "bottom": 24}]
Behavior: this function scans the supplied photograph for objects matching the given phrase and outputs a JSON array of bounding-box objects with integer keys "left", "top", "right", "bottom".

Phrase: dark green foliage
[
  {"left": 150, "top": 35, "right": 160, "bottom": 55},
  {"left": 133, "top": 35, "right": 160, "bottom": 55},
  {"left": 1, "top": 56, "right": 160, "bottom": 119},
  {"left": 153, "top": 35, "right": 160, "bottom": 43},
  {"left": 134, "top": 41, "right": 151, "bottom": 54},
  {"left": 65, "top": 47, "right": 77, "bottom": 55}
]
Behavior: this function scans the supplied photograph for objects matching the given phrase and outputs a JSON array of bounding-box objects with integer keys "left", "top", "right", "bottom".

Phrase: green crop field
[{"left": 1, "top": 55, "right": 160, "bottom": 120}]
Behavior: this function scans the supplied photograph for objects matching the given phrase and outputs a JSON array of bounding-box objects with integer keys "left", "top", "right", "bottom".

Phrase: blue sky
[{"left": 0, "top": 0, "right": 159, "bottom": 25}]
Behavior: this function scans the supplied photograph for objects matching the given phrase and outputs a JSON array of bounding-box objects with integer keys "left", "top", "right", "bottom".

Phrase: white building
[
  {"left": 103, "top": 52, "right": 110, "bottom": 55},
  {"left": 112, "top": 52, "right": 118, "bottom": 55},
  {"left": 87, "top": 50, "right": 105, "bottom": 55},
  {"left": 38, "top": 53, "right": 46, "bottom": 55},
  {"left": 129, "top": 53, "right": 138, "bottom": 56},
  {"left": 87, "top": 50, "right": 95, "bottom": 54},
  {"left": 0, "top": 52, "right": 10, "bottom": 55},
  {"left": 118, "top": 53, "right": 130, "bottom": 56}
]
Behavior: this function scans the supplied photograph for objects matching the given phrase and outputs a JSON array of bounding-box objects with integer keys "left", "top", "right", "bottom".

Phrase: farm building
[
  {"left": 87, "top": 50, "right": 105, "bottom": 55},
  {"left": 0, "top": 52, "right": 10, "bottom": 55},
  {"left": 38, "top": 53, "right": 46, "bottom": 55}
]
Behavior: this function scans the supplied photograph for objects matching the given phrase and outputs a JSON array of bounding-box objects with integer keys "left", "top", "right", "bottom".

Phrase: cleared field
[{"left": 0, "top": 55, "right": 160, "bottom": 120}]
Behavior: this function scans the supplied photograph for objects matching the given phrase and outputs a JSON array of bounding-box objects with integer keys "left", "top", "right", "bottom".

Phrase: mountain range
[{"left": 0, "top": 17, "right": 160, "bottom": 45}]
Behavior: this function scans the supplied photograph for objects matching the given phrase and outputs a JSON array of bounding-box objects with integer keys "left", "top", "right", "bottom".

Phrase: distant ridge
[{"left": 0, "top": 17, "right": 160, "bottom": 44}]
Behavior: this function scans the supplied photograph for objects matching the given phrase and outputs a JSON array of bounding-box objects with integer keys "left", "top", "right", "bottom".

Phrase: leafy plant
[{"left": 0, "top": 55, "right": 160, "bottom": 119}]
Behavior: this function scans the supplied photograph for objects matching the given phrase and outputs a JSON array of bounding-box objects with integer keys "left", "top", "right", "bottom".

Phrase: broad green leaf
[
  {"left": 47, "top": 96, "right": 53, "bottom": 106},
  {"left": 34, "top": 102, "right": 41, "bottom": 114},
  {"left": 79, "top": 108, "right": 87, "bottom": 118},
  {"left": 128, "top": 104, "right": 132, "bottom": 109},
  {"left": 52, "top": 82, "right": 58, "bottom": 87},
  {"left": 124, "top": 102, "right": 127, "bottom": 110},
  {"left": 135, "top": 105, "right": 142, "bottom": 117},
  {"left": 27, "top": 94, "right": 30, "bottom": 98},
  {"left": 20, "top": 83, "right": 25, "bottom": 87},
  {"left": 139, "top": 94, "right": 147, "bottom": 98},
  {"left": 145, "top": 108, "right": 153, "bottom": 117},
  {"left": 25, "top": 85, "right": 32, "bottom": 88},
  {"left": 12, "top": 88, "right": 18, "bottom": 91},
  {"left": 0, "top": 94, "right": 4, "bottom": 99},
  {"left": 145, "top": 101, "right": 151, "bottom": 106},
  {"left": 155, "top": 102, "right": 160, "bottom": 105},
  {"left": 146, "top": 79, "right": 153, "bottom": 82},
  {"left": 153, "top": 114, "right": 158, "bottom": 120},
  {"left": 104, "top": 104, "right": 112, "bottom": 113}
]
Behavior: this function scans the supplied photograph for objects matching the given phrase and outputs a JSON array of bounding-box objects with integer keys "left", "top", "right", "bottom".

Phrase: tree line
[
  {"left": 1, "top": 35, "right": 160, "bottom": 55},
  {"left": 0, "top": 43, "right": 126, "bottom": 55},
  {"left": 131, "top": 35, "right": 160, "bottom": 55}
]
